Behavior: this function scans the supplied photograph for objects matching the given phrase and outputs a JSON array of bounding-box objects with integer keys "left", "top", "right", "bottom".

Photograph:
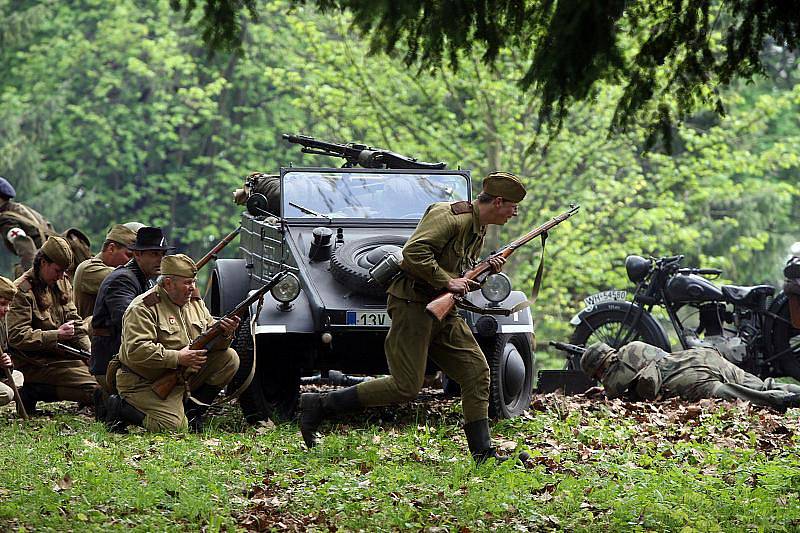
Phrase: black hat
[
  {"left": 128, "top": 226, "right": 175, "bottom": 251},
  {"left": 0, "top": 177, "right": 16, "bottom": 199}
]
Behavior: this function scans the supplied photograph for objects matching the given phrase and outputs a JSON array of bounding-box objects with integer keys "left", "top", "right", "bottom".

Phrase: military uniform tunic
[
  {"left": 602, "top": 341, "right": 800, "bottom": 410},
  {"left": 0, "top": 201, "right": 55, "bottom": 275},
  {"left": 117, "top": 285, "right": 239, "bottom": 431},
  {"left": 355, "top": 200, "right": 491, "bottom": 422},
  {"left": 73, "top": 254, "right": 114, "bottom": 319},
  {"left": 0, "top": 320, "right": 24, "bottom": 406},
  {"left": 6, "top": 270, "right": 97, "bottom": 403}
]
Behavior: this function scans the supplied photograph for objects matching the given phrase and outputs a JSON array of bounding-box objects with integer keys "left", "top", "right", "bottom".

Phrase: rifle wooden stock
[
  {"left": 151, "top": 270, "right": 288, "bottom": 400},
  {"left": 425, "top": 205, "right": 580, "bottom": 321},
  {"left": 3, "top": 366, "right": 28, "bottom": 420}
]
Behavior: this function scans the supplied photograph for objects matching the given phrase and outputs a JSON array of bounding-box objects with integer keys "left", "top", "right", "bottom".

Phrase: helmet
[
  {"left": 580, "top": 342, "right": 617, "bottom": 378},
  {"left": 625, "top": 255, "right": 651, "bottom": 283}
]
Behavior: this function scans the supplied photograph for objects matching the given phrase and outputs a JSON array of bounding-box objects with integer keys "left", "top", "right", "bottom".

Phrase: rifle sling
[{"left": 529, "top": 232, "right": 548, "bottom": 305}]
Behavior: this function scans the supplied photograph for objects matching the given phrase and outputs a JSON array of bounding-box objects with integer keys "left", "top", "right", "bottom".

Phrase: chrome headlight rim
[
  {"left": 481, "top": 272, "right": 512, "bottom": 303},
  {"left": 271, "top": 272, "right": 301, "bottom": 303}
]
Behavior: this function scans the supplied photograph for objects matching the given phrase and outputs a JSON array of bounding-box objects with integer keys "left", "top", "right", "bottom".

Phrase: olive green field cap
[
  {"left": 580, "top": 341, "right": 617, "bottom": 377},
  {"left": 161, "top": 254, "right": 197, "bottom": 278},
  {"left": 482, "top": 171, "right": 526, "bottom": 203},
  {"left": 105, "top": 224, "right": 138, "bottom": 247},
  {"left": 0, "top": 275, "right": 16, "bottom": 300},
  {"left": 123, "top": 221, "right": 146, "bottom": 234},
  {"left": 41, "top": 236, "right": 74, "bottom": 269}
]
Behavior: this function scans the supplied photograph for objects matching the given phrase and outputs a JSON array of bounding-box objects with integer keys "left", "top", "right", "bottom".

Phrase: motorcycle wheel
[
  {"left": 767, "top": 292, "right": 800, "bottom": 381},
  {"left": 569, "top": 308, "right": 671, "bottom": 369}
]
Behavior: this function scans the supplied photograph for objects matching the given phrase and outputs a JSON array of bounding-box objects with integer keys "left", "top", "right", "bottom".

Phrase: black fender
[
  {"left": 206, "top": 259, "right": 250, "bottom": 316},
  {"left": 253, "top": 290, "right": 316, "bottom": 334},
  {"left": 569, "top": 300, "right": 671, "bottom": 350}
]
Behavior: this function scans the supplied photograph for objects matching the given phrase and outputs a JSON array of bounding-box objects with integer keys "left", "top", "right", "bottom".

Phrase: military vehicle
[{"left": 206, "top": 135, "right": 535, "bottom": 422}]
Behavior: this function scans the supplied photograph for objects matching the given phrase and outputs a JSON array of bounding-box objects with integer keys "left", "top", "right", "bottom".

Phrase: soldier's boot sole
[{"left": 299, "top": 393, "right": 325, "bottom": 448}]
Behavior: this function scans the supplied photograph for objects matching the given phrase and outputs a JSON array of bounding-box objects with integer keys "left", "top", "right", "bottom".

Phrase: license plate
[
  {"left": 346, "top": 310, "right": 391, "bottom": 327},
  {"left": 583, "top": 290, "right": 627, "bottom": 307}
]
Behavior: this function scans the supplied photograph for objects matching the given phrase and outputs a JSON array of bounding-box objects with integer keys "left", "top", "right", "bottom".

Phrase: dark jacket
[{"left": 90, "top": 259, "right": 152, "bottom": 375}]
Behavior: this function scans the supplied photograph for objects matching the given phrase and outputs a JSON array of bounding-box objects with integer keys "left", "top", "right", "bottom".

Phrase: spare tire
[{"left": 330, "top": 235, "right": 407, "bottom": 297}]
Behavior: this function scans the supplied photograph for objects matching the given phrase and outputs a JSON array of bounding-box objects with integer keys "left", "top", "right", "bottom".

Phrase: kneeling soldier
[
  {"left": 0, "top": 276, "right": 24, "bottom": 408},
  {"left": 107, "top": 254, "right": 239, "bottom": 432},
  {"left": 6, "top": 237, "right": 98, "bottom": 413},
  {"left": 582, "top": 341, "right": 800, "bottom": 412}
]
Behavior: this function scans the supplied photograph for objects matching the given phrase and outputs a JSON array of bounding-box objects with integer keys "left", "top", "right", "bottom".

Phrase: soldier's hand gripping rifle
[
  {"left": 151, "top": 270, "right": 289, "bottom": 400},
  {"left": 283, "top": 133, "right": 447, "bottom": 170},
  {"left": 426, "top": 205, "right": 581, "bottom": 321}
]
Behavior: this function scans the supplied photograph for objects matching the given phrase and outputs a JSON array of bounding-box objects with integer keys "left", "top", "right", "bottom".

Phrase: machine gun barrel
[
  {"left": 282, "top": 133, "right": 447, "bottom": 170},
  {"left": 549, "top": 341, "right": 586, "bottom": 357}
]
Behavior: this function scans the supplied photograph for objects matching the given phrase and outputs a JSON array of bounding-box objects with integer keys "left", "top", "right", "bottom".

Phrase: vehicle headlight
[
  {"left": 481, "top": 273, "right": 511, "bottom": 303},
  {"left": 271, "top": 272, "right": 301, "bottom": 303}
]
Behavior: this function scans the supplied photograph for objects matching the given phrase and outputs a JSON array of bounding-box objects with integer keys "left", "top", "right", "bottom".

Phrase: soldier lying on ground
[
  {"left": 104, "top": 254, "right": 239, "bottom": 433},
  {"left": 0, "top": 276, "right": 24, "bottom": 407},
  {"left": 6, "top": 237, "right": 99, "bottom": 413},
  {"left": 581, "top": 341, "right": 800, "bottom": 412}
]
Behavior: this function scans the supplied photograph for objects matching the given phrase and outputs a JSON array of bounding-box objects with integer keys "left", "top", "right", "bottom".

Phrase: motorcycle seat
[{"left": 721, "top": 284, "right": 775, "bottom": 306}]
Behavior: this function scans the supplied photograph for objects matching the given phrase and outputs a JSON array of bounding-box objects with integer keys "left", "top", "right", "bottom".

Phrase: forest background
[{"left": 1, "top": 0, "right": 798, "bottom": 345}]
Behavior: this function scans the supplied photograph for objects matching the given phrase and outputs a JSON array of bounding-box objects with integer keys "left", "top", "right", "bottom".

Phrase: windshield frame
[{"left": 278, "top": 167, "right": 472, "bottom": 224}]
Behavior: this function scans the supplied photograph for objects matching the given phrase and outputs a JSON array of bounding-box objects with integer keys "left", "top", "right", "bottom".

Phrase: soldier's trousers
[
  {"left": 673, "top": 361, "right": 800, "bottom": 409},
  {"left": 16, "top": 361, "right": 98, "bottom": 405},
  {"left": 116, "top": 348, "right": 239, "bottom": 432},
  {"left": 356, "top": 295, "right": 490, "bottom": 423},
  {"left": 0, "top": 369, "right": 24, "bottom": 406}
]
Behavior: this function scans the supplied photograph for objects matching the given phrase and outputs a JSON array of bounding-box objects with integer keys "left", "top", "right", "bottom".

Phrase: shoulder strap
[
  {"left": 143, "top": 292, "right": 160, "bottom": 307},
  {"left": 450, "top": 201, "right": 472, "bottom": 215}
]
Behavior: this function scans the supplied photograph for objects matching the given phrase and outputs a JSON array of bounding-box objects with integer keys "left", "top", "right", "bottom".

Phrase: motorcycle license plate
[
  {"left": 583, "top": 290, "right": 627, "bottom": 307},
  {"left": 346, "top": 310, "right": 392, "bottom": 327}
]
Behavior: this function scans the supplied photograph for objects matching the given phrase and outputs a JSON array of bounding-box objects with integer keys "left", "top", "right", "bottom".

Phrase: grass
[{"left": 1, "top": 393, "right": 799, "bottom": 531}]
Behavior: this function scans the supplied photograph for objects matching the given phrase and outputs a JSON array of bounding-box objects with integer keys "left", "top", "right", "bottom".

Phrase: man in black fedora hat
[{"left": 90, "top": 227, "right": 175, "bottom": 394}]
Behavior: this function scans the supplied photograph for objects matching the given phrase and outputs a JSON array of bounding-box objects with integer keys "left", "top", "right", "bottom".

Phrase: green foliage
[{"left": 1, "top": 0, "right": 798, "bottom": 348}]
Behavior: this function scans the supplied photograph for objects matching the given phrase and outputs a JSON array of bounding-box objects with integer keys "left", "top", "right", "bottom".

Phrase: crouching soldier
[
  {"left": 106, "top": 254, "right": 239, "bottom": 432},
  {"left": 582, "top": 341, "right": 800, "bottom": 412},
  {"left": 0, "top": 276, "right": 24, "bottom": 408},
  {"left": 6, "top": 237, "right": 98, "bottom": 413}
]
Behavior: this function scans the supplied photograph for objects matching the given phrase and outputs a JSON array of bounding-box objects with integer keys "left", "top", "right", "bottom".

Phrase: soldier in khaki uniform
[
  {"left": 300, "top": 172, "right": 527, "bottom": 463},
  {"left": 107, "top": 254, "right": 240, "bottom": 432},
  {"left": 582, "top": 341, "right": 800, "bottom": 412},
  {"left": 0, "top": 177, "right": 56, "bottom": 276},
  {"left": 6, "top": 236, "right": 98, "bottom": 413},
  {"left": 0, "top": 275, "right": 25, "bottom": 407},
  {"left": 73, "top": 223, "right": 142, "bottom": 319}
]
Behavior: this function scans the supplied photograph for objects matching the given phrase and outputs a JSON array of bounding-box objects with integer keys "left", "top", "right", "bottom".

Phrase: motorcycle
[{"left": 567, "top": 254, "right": 800, "bottom": 381}]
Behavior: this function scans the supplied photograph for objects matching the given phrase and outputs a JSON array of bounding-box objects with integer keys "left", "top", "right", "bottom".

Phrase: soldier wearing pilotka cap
[
  {"left": 300, "top": 171, "right": 530, "bottom": 464},
  {"left": 73, "top": 222, "right": 144, "bottom": 320},
  {"left": 5, "top": 236, "right": 98, "bottom": 413},
  {"left": 105, "top": 254, "right": 240, "bottom": 433}
]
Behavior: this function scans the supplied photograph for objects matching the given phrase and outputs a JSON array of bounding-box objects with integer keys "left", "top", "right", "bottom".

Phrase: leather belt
[{"left": 92, "top": 328, "right": 112, "bottom": 337}]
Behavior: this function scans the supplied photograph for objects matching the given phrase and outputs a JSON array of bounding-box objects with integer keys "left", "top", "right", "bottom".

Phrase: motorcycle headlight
[
  {"left": 481, "top": 273, "right": 512, "bottom": 303},
  {"left": 271, "top": 272, "right": 301, "bottom": 303}
]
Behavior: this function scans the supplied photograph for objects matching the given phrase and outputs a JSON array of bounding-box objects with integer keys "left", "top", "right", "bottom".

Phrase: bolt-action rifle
[
  {"left": 283, "top": 133, "right": 447, "bottom": 170},
  {"left": 2, "top": 366, "right": 28, "bottom": 419},
  {"left": 196, "top": 227, "right": 241, "bottom": 270},
  {"left": 151, "top": 270, "right": 288, "bottom": 400},
  {"left": 425, "top": 205, "right": 580, "bottom": 321},
  {"left": 57, "top": 342, "right": 91, "bottom": 363}
]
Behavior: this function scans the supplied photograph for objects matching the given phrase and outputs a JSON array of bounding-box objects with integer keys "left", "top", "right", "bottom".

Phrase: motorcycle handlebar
[{"left": 677, "top": 267, "right": 723, "bottom": 276}]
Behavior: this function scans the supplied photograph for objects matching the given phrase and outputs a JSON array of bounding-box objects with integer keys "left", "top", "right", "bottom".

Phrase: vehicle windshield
[{"left": 282, "top": 171, "right": 470, "bottom": 219}]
